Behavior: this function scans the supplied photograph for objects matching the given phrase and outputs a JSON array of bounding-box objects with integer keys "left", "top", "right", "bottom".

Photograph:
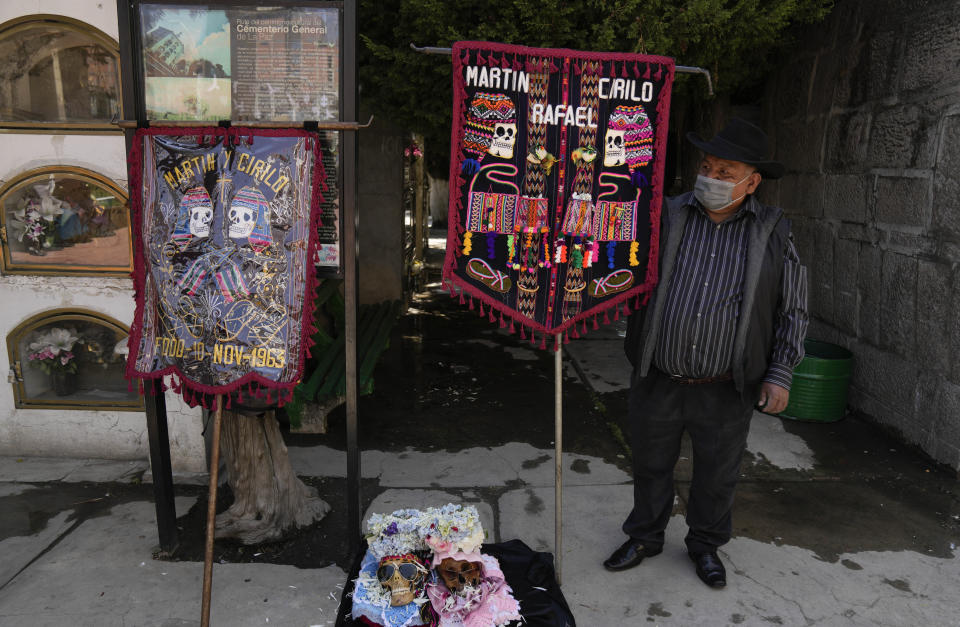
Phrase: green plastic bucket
[{"left": 779, "top": 339, "right": 852, "bottom": 422}]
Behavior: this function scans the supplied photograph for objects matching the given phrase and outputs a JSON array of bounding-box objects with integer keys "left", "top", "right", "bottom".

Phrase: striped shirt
[{"left": 652, "top": 198, "right": 808, "bottom": 389}]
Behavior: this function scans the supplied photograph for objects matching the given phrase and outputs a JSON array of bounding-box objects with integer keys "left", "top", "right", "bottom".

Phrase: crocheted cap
[
  {"left": 464, "top": 93, "right": 517, "bottom": 159},
  {"left": 231, "top": 185, "right": 268, "bottom": 212},
  {"left": 172, "top": 186, "right": 212, "bottom": 247},
  {"left": 608, "top": 104, "right": 654, "bottom": 172},
  {"left": 230, "top": 185, "right": 272, "bottom": 251},
  {"left": 182, "top": 186, "right": 212, "bottom": 211},
  {"left": 469, "top": 92, "right": 516, "bottom": 125},
  {"left": 420, "top": 504, "right": 485, "bottom": 560},
  {"left": 366, "top": 508, "right": 429, "bottom": 560}
]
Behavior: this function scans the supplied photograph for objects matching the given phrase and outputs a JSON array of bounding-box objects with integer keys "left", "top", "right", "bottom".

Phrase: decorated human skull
[
  {"left": 604, "top": 129, "right": 626, "bottom": 166},
  {"left": 189, "top": 203, "right": 213, "bottom": 237},
  {"left": 437, "top": 557, "right": 482, "bottom": 595},
  {"left": 488, "top": 122, "right": 517, "bottom": 158},
  {"left": 378, "top": 555, "right": 425, "bottom": 606}
]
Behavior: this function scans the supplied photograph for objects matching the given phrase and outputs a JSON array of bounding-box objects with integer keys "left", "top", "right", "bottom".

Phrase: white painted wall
[
  {"left": 0, "top": 1, "right": 119, "bottom": 39},
  {"left": 0, "top": 134, "right": 128, "bottom": 185},
  {"left": 0, "top": 1, "right": 206, "bottom": 472}
]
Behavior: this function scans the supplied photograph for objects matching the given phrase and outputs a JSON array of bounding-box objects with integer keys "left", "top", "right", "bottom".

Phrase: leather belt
[{"left": 666, "top": 372, "right": 733, "bottom": 385}]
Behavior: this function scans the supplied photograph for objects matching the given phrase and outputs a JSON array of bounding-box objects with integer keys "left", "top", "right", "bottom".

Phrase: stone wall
[{"left": 762, "top": 0, "right": 960, "bottom": 468}]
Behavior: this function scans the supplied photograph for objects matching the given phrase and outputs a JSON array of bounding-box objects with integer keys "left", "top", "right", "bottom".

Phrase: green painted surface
[{"left": 780, "top": 339, "right": 853, "bottom": 423}]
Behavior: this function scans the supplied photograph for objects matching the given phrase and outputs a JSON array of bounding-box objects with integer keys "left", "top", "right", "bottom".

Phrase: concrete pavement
[{"left": 1, "top": 289, "right": 958, "bottom": 626}]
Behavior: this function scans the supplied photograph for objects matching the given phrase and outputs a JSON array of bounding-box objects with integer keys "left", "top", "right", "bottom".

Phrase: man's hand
[{"left": 758, "top": 382, "right": 789, "bottom": 414}]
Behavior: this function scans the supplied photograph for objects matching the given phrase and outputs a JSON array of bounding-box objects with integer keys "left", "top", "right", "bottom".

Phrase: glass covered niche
[
  {"left": 8, "top": 309, "right": 143, "bottom": 410},
  {"left": 0, "top": 167, "right": 132, "bottom": 275},
  {"left": 0, "top": 16, "right": 121, "bottom": 127}
]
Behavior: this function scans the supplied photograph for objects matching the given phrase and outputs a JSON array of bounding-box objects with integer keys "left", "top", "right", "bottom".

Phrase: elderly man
[{"left": 604, "top": 118, "right": 808, "bottom": 588}]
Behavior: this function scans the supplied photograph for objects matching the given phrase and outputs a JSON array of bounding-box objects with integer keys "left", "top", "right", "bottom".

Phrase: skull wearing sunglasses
[
  {"left": 377, "top": 555, "right": 426, "bottom": 606},
  {"left": 437, "top": 557, "right": 482, "bottom": 595}
]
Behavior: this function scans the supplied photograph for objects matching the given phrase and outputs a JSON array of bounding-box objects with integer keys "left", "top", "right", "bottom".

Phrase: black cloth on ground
[{"left": 334, "top": 539, "right": 575, "bottom": 626}]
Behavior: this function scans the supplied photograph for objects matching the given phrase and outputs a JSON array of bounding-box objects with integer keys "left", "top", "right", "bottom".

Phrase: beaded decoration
[
  {"left": 462, "top": 93, "right": 517, "bottom": 175},
  {"left": 561, "top": 62, "right": 600, "bottom": 323},
  {"left": 516, "top": 57, "right": 552, "bottom": 321}
]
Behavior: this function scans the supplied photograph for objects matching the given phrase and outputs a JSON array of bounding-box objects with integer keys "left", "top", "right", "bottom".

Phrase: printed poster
[{"left": 140, "top": 4, "right": 339, "bottom": 122}]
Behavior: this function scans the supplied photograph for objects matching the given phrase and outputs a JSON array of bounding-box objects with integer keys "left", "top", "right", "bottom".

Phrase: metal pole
[
  {"left": 408, "top": 43, "right": 715, "bottom": 96},
  {"left": 554, "top": 345, "right": 563, "bottom": 584},
  {"left": 200, "top": 395, "right": 224, "bottom": 627},
  {"left": 413, "top": 146, "right": 425, "bottom": 288},
  {"left": 108, "top": 116, "right": 374, "bottom": 130},
  {"left": 144, "top": 380, "right": 178, "bottom": 553},
  {"left": 343, "top": 0, "right": 362, "bottom": 546}
]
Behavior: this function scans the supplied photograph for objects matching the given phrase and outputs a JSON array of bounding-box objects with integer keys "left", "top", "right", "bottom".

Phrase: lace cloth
[
  {"left": 351, "top": 550, "right": 430, "bottom": 627},
  {"left": 425, "top": 553, "right": 521, "bottom": 627}
]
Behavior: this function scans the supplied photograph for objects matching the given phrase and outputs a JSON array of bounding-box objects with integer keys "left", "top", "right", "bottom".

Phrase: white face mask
[{"left": 693, "top": 173, "right": 752, "bottom": 212}]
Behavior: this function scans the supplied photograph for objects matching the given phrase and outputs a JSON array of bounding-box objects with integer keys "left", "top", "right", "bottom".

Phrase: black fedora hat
[{"left": 686, "top": 117, "right": 784, "bottom": 179}]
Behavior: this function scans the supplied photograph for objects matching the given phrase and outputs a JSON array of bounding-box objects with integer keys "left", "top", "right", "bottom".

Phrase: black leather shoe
[
  {"left": 689, "top": 551, "right": 726, "bottom": 588},
  {"left": 602, "top": 538, "right": 662, "bottom": 571}
]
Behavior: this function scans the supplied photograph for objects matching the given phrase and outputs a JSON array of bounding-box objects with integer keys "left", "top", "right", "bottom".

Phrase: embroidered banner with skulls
[
  {"left": 443, "top": 41, "right": 674, "bottom": 348},
  {"left": 126, "top": 127, "right": 325, "bottom": 406}
]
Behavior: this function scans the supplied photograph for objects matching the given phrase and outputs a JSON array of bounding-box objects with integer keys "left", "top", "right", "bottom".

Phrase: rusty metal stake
[{"left": 200, "top": 395, "right": 224, "bottom": 627}]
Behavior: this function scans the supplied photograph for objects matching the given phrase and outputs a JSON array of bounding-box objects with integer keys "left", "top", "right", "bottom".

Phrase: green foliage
[{"left": 359, "top": 0, "right": 832, "bottom": 177}]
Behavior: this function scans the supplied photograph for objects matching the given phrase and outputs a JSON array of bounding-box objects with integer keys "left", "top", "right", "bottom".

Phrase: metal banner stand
[
  {"left": 112, "top": 114, "right": 371, "bottom": 625},
  {"left": 116, "top": 0, "right": 368, "bottom": 622},
  {"left": 343, "top": 0, "right": 363, "bottom": 551},
  {"left": 554, "top": 347, "right": 563, "bottom": 583},
  {"left": 410, "top": 43, "right": 713, "bottom": 584}
]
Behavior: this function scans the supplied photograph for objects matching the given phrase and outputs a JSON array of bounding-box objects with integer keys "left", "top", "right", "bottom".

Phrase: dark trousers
[{"left": 622, "top": 368, "right": 755, "bottom": 554}]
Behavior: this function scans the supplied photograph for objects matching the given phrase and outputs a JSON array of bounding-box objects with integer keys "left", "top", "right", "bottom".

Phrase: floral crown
[
  {"left": 365, "top": 508, "right": 428, "bottom": 559},
  {"left": 419, "top": 504, "right": 485, "bottom": 557}
]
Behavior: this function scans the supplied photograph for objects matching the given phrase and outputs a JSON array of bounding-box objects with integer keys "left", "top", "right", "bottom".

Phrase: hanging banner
[
  {"left": 443, "top": 41, "right": 674, "bottom": 348},
  {"left": 126, "top": 127, "right": 326, "bottom": 405}
]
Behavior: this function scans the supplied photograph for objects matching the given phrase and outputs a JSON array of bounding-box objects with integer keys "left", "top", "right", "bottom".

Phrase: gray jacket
[{"left": 624, "top": 192, "right": 791, "bottom": 397}]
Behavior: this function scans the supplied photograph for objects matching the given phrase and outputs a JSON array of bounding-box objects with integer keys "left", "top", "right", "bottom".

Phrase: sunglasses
[
  {"left": 377, "top": 562, "right": 422, "bottom": 582},
  {"left": 440, "top": 564, "right": 479, "bottom": 577}
]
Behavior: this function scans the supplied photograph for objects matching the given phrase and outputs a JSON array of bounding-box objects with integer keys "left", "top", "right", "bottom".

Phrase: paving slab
[
  {"left": 746, "top": 412, "right": 816, "bottom": 471},
  {"left": 498, "top": 484, "right": 960, "bottom": 626},
  {"left": 0, "top": 456, "right": 148, "bottom": 484},
  {"left": 0, "top": 498, "right": 346, "bottom": 627},
  {"left": 0, "top": 456, "right": 104, "bottom": 483},
  {"left": 0, "top": 484, "right": 28, "bottom": 498},
  {"left": 143, "top": 469, "right": 210, "bottom": 486},
  {"left": 62, "top": 459, "right": 149, "bottom": 483},
  {"left": 289, "top": 443, "right": 630, "bottom": 488},
  {"left": 562, "top": 319, "right": 631, "bottom": 394},
  {"left": 0, "top": 509, "right": 75, "bottom": 589}
]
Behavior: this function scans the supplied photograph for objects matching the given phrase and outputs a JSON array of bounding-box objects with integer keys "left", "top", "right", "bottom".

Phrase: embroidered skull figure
[
  {"left": 228, "top": 203, "right": 255, "bottom": 239},
  {"left": 228, "top": 186, "right": 273, "bottom": 252},
  {"left": 461, "top": 93, "right": 517, "bottom": 173},
  {"left": 604, "top": 105, "right": 654, "bottom": 184},
  {"left": 604, "top": 129, "right": 626, "bottom": 166},
  {"left": 189, "top": 201, "right": 213, "bottom": 237},
  {"left": 437, "top": 557, "right": 482, "bottom": 595},
  {"left": 488, "top": 122, "right": 517, "bottom": 158},
  {"left": 172, "top": 186, "right": 213, "bottom": 249},
  {"left": 377, "top": 555, "right": 425, "bottom": 606}
]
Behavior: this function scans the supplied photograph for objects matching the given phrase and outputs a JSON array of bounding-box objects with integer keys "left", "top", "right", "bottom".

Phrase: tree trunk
[{"left": 215, "top": 409, "right": 329, "bottom": 544}]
